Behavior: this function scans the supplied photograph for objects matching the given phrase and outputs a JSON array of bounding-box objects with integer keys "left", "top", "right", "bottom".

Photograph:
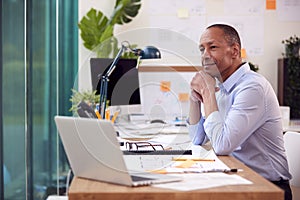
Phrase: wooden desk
[{"left": 68, "top": 156, "right": 283, "bottom": 200}]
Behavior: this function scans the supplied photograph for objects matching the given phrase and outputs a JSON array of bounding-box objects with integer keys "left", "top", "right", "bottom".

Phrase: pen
[
  {"left": 184, "top": 168, "right": 239, "bottom": 173},
  {"left": 111, "top": 111, "right": 119, "bottom": 123},
  {"left": 105, "top": 109, "right": 110, "bottom": 120},
  {"left": 172, "top": 158, "right": 215, "bottom": 162},
  {"left": 95, "top": 110, "right": 102, "bottom": 119},
  {"left": 175, "top": 124, "right": 187, "bottom": 127}
]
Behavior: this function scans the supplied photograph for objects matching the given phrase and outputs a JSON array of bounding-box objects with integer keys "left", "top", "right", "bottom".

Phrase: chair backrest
[{"left": 284, "top": 131, "right": 300, "bottom": 186}]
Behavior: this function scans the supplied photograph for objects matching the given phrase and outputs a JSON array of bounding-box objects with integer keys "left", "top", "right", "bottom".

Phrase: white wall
[{"left": 78, "top": 0, "right": 300, "bottom": 95}]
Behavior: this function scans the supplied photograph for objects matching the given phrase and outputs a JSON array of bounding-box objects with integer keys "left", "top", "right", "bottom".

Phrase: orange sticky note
[
  {"left": 266, "top": 0, "right": 276, "bottom": 10},
  {"left": 241, "top": 48, "right": 246, "bottom": 58},
  {"left": 160, "top": 81, "right": 171, "bottom": 92},
  {"left": 178, "top": 93, "right": 189, "bottom": 102}
]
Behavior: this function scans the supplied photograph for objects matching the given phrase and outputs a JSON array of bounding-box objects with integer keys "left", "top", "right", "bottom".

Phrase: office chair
[{"left": 284, "top": 131, "right": 300, "bottom": 187}]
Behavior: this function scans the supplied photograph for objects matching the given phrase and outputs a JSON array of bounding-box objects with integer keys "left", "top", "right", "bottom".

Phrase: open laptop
[{"left": 54, "top": 116, "right": 182, "bottom": 187}]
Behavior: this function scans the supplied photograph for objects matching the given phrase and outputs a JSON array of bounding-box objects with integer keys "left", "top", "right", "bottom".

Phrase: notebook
[{"left": 54, "top": 116, "right": 182, "bottom": 187}]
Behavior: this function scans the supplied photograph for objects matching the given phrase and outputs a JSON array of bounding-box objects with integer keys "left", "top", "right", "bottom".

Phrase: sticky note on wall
[
  {"left": 241, "top": 48, "right": 246, "bottom": 58},
  {"left": 160, "top": 81, "right": 171, "bottom": 92},
  {"left": 178, "top": 93, "right": 189, "bottom": 102},
  {"left": 266, "top": 0, "right": 276, "bottom": 10},
  {"left": 177, "top": 8, "right": 189, "bottom": 18}
]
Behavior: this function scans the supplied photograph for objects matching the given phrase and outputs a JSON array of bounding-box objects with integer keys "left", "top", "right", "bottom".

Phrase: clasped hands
[{"left": 190, "top": 70, "right": 219, "bottom": 103}]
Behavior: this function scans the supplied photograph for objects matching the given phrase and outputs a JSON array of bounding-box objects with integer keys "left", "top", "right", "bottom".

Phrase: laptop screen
[{"left": 90, "top": 58, "right": 141, "bottom": 106}]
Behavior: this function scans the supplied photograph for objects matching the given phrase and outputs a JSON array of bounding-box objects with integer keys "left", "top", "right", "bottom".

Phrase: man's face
[{"left": 199, "top": 27, "right": 234, "bottom": 81}]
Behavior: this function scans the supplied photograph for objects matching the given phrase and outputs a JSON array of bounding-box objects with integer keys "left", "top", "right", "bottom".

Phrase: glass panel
[
  {"left": 2, "top": 0, "right": 78, "bottom": 199},
  {"left": 2, "top": 0, "right": 26, "bottom": 198},
  {"left": 31, "top": 1, "right": 57, "bottom": 199}
]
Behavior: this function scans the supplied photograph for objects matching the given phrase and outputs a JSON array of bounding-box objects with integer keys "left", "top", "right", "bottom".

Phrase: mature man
[{"left": 188, "top": 24, "right": 292, "bottom": 200}]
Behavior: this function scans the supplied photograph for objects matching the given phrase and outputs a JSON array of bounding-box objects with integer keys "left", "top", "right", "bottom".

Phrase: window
[{"left": 1, "top": 1, "right": 78, "bottom": 199}]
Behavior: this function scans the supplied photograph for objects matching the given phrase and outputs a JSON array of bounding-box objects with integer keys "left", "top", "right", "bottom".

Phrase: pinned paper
[
  {"left": 160, "top": 81, "right": 171, "bottom": 92},
  {"left": 178, "top": 93, "right": 189, "bottom": 102},
  {"left": 266, "top": 0, "right": 276, "bottom": 10},
  {"left": 177, "top": 8, "right": 189, "bottom": 18}
]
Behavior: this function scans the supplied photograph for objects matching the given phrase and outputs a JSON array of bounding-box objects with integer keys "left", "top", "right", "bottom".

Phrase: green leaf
[
  {"left": 78, "top": 8, "right": 109, "bottom": 51},
  {"left": 96, "top": 36, "right": 118, "bottom": 58},
  {"left": 111, "top": 0, "right": 142, "bottom": 25},
  {"left": 78, "top": 2, "right": 142, "bottom": 57}
]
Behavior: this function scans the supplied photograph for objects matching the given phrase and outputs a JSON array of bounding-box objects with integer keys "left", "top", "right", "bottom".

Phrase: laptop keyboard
[{"left": 131, "top": 175, "right": 154, "bottom": 182}]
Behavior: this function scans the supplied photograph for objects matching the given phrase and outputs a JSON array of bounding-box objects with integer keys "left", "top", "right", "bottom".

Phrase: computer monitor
[{"left": 90, "top": 58, "right": 142, "bottom": 115}]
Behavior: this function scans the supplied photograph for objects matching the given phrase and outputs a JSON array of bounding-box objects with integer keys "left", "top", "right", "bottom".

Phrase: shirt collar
[{"left": 218, "top": 62, "right": 250, "bottom": 93}]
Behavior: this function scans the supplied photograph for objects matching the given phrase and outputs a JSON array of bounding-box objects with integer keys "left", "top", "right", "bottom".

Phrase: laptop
[{"left": 54, "top": 116, "right": 182, "bottom": 187}]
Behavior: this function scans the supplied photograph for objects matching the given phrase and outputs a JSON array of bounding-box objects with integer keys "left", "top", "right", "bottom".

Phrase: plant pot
[{"left": 285, "top": 44, "right": 300, "bottom": 57}]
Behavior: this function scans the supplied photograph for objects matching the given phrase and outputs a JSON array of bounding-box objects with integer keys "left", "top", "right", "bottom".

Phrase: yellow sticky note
[
  {"left": 148, "top": 169, "right": 167, "bottom": 174},
  {"left": 175, "top": 159, "right": 196, "bottom": 168},
  {"left": 177, "top": 8, "right": 189, "bottom": 18},
  {"left": 160, "top": 81, "right": 171, "bottom": 92},
  {"left": 178, "top": 93, "right": 189, "bottom": 102}
]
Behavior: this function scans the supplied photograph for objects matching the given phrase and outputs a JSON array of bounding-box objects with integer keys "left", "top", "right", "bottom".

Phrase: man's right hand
[{"left": 190, "top": 90, "right": 203, "bottom": 103}]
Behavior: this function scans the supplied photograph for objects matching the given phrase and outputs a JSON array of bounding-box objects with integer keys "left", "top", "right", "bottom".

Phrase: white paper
[
  {"left": 148, "top": 15, "right": 206, "bottom": 43},
  {"left": 277, "top": 0, "right": 300, "bottom": 21},
  {"left": 147, "top": 0, "right": 206, "bottom": 16},
  {"left": 116, "top": 122, "right": 189, "bottom": 137},
  {"left": 153, "top": 173, "right": 252, "bottom": 191},
  {"left": 224, "top": 0, "right": 264, "bottom": 15}
]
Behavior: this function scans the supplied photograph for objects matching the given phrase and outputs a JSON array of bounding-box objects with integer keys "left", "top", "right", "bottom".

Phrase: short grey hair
[{"left": 207, "top": 24, "right": 241, "bottom": 49}]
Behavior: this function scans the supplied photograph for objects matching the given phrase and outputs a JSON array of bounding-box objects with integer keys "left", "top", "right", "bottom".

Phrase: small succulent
[{"left": 69, "top": 89, "right": 100, "bottom": 113}]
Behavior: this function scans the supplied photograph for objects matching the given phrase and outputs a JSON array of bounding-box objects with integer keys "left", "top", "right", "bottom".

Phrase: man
[{"left": 188, "top": 24, "right": 292, "bottom": 200}]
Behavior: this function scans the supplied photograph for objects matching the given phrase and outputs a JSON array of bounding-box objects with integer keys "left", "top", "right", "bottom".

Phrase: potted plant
[
  {"left": 73, "top": 1, "right": 142, "bottom": 114},
  {"left": 78, "top": 0, "right": 142, "bottom": 58},
  {"left": 69, "top": 89, "right": 100, "bottom": 115},
  {"left": 282, "top": 35, "right": 300, "bottom": 58},
  {"left": 281, "top": 35, "right": 300, "bottom": 118}
]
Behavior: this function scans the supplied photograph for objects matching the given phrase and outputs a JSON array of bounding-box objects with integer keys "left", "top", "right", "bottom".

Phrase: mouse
[{"left": 150, "top": 119, "right": 166, "bottom": 124}]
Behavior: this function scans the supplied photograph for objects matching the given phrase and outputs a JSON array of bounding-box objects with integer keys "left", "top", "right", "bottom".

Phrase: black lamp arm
[{"left": 97, "top": 41, "right": 160, "bottom": 118}]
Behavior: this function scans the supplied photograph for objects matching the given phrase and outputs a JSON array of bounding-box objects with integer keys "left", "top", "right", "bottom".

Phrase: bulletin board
[{"left": 80, "top": 0, "right": 300, "bottom": 98}]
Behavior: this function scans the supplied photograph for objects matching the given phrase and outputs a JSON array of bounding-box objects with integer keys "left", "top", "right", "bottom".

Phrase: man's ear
[{"left": 231, "top": 43, "right": 240, "bottom": 58}]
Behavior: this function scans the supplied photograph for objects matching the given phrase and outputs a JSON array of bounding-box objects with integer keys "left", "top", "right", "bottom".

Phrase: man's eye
[
  {"left": 199, "top": 48, "right": 204, "bottom": 53},
  {"left": 210, "top": 46, "right": 217, "bottom": 49}
]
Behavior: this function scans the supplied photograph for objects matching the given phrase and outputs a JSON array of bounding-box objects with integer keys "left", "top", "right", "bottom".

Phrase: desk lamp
[{"left": 98, "top": 41, "right": 161, "bottom": 118}]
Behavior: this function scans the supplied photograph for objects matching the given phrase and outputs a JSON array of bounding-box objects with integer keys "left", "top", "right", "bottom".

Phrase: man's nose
[
  {"left": 201, "top": 56, "right": 213, "bottom": 66},
  {"left": 201, "top": 48, "right": 211, "bottom": 59}
]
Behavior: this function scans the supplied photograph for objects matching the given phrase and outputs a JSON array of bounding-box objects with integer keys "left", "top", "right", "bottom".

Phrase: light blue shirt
[{"left": 189, "top": 63, "right": 292, "bottom": 181}]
